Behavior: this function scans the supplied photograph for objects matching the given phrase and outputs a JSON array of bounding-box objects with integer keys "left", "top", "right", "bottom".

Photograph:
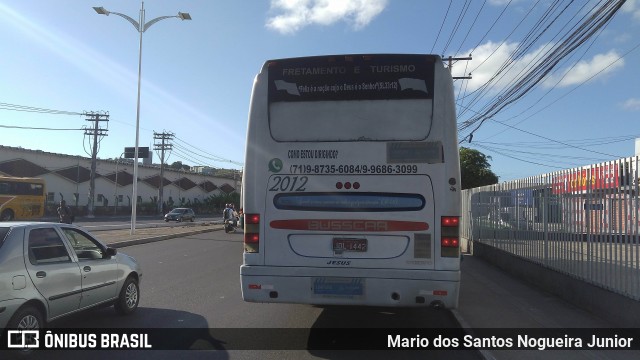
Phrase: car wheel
[
  {"left": 165, "top": 219, "right": 169, "bottom": 222},
  {"left": 1, "top": 209, "right": 15, "bottom": 221},
  {"left": 8, "top": 305, "right": 43, "bottom": 330},
  {"left": 114, "top": 276, "right": 139, "bottom": 315},
  {"left": 190, "top": 217, "right": 195, "bottom": 222},
  {"left": 6, "top": 305, "right": 42, "bottom": 357},
  {"left": 178, "top": 217, "right": 182, "bottom": 222}
]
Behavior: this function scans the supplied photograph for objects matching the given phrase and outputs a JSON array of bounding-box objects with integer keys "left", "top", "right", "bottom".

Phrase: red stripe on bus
[{"left": 270, "top": 219, "right": 429, "bottom": 232}]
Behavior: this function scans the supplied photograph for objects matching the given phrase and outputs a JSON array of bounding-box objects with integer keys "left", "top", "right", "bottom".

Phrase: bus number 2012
[{"left": 268, "top": 176, "right": 308, "bottom": 192}]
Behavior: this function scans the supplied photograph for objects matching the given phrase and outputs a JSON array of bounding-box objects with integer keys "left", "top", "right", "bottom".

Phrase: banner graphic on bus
[{"left": 268, "top": 54, "right": 436, "bottom": 102}]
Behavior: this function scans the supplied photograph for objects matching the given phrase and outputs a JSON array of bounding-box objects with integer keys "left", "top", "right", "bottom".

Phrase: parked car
[
  {"left": 164, "top": 208, "right": 196, "bottom": 222},
  {"left": 0, "top": 222, "right": 142, "bottom": 333}
]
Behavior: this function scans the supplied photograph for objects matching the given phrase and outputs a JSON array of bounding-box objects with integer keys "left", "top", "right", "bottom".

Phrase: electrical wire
[
  {"left": 173, "top": 136, "right": 243, "bottom": 166},
  {"left": 0, "top": 102, "right": 82, "bottom": 116},
  {"left": 441, "top": 0, "right": 471, "bottom": 55},
  {"left": 0, "top": 124, "right": 84, "bottom": 131},
  {"left": 458, "top": 0, "right": 626, "bottom": 137},
  {"left": 431, "top": 0, "right": 453, "bottom": 53}
]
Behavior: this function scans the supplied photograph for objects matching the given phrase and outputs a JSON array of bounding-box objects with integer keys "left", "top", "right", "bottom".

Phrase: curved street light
[{"left": 93, "top": 1, "right": 191, "bottom": 234}]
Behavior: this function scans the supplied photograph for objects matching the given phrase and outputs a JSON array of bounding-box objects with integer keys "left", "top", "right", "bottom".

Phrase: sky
[{"left": 0, "top": 0, "right": 639, "bottom": 182}]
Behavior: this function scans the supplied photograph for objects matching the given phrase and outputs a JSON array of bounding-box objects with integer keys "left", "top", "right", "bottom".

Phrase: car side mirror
[{"left": 105, "top": 247, "right": 117, "bottom": 257}]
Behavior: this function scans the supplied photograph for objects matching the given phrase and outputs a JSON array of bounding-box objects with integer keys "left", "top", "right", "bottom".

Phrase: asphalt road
[{"left": 19, "top": 231, "right": 483, "bottom": 360}]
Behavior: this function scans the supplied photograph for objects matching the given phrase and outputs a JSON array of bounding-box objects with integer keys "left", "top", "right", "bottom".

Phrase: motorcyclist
[{"left": 223, "top": 203, "right": 237, "bottom": 228}]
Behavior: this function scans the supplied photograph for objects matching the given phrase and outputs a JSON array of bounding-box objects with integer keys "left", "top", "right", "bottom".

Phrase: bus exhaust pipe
[{"left": 430, "top": 300, "right": 445, "bottom": 309}]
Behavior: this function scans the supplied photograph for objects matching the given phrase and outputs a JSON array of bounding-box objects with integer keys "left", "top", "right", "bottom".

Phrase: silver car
[
  {"left": 164, "top": 207, "right": 196, "bottom": 222},
  {"left": 0, "top": 222, "right": 142, "bottom": 331}
]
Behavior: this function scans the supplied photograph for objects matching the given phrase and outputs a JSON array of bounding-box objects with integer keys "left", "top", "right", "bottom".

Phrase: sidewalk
[{"left": 455, "top": 254, "right": 639, "bottom": 360}]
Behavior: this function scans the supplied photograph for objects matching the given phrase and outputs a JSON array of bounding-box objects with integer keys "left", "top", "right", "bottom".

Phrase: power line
[
  {"left": 476, "top": 133, "right": 640, "bottom": 149},
  {"left": 173, "top": 136, "right": 243, "bottom": 166},
  {"left": 0, "top": 102, "right": 82, "bottom": 116},
  {"left": 456, "top": 102, "right": 623, "bottom": 159},
  {"left": 458, "top": 0, "right": 627, "bottom": 137},
  {"left": 474, "top": 143, "right": 567, "bottom": 169},
  {"left": 431, "top": 0, "right": 453, "bottom": 53},
  {"left": 0, "top": 124, "right": 84, "bottom": 131},
  {"left": 459, "top": 36, "right": 640, "bottom": 144},
  {"left": 452, "top": 0, "right": 487, "bottom": 57},
  {"left": 441, "top": 0, "right": 471, "bottom": 55}
]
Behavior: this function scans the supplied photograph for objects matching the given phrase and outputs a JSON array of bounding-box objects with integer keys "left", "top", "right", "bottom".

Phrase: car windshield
[{"left": 171, "top": 209, "right": 186, "bottom": 214}]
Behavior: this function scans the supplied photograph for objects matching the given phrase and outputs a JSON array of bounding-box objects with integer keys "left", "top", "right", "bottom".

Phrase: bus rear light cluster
[
  {"left": 244, "top": 233, "right": 259, "bottom": 243},
  {"left": 244, "top": 213, "right": 260, "bottom": 253},
  {"left": 246, "top": 214, "right": 260, "bottom": 224},
  {"left": 440, "top": 216, "right": 460, "bottom": 258},
  {"left": 441, "top": 216, "right": 460, "bottom": 227},
  {"left": 335, "top": 182, "right": 360, "bottom": 190},
  {"left": 441, "top": 237, "right": 459, "bottom": 248}
]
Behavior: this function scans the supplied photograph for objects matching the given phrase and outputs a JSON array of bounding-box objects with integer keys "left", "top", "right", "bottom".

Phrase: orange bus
[{"left": 0, "top": 176, "right": 46, "bottom": 221}]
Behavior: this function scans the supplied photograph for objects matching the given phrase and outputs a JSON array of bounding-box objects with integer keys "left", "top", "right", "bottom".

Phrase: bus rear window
[
  {"left": 269, "top": 99, "right": 432, "bottom": 142},
  {"left": 273, "top": 192, "right": 425, "bottom": 212}
]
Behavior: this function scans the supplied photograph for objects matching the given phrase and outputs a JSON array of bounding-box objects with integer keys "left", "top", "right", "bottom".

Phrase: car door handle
[
  {"left": 83, "top": 266, "right": 92, "bottom": 272},
  {"left": 36, "top": 271, "right": 46, "bottom": 278}
]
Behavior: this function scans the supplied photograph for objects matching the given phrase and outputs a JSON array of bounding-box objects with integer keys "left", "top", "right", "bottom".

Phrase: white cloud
[
  {"left": 621, "top": 98, "right": 640, "bottom": 111},
  {"left": 487, "top": 0, "right": 516, "bottom": 5},
  {"left": 266, "top": 0, "right": 387, "bottom": 34},
  {"left": 452, "top": 41, "right": 551, "bottom": 92},
  {"left": 621, "top": 0, "right": 640, "bottom": 21},
  {"left": 452, "top": 42, "right": 624, "bottom": 93},
  {"left": 543, "top": 50, "right": 624, "bottom": 87}
]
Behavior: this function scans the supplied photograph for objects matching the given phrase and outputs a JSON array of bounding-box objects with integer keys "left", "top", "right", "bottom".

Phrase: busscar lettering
[{"left": 308, "top": 220, "right": 388, "bottom": 231}]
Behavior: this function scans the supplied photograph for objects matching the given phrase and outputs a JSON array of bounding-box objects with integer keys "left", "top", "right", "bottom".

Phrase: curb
[{"left": 108, "top": 226, "right": 224, "bottom": 248}]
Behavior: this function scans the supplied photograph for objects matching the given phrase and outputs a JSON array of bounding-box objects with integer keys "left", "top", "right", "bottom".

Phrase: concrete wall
[
  {"left": 0, "top": 146, "right": 241, "bottom": 213},
  {"left": 469, "top": 240, "right": 640, "bottom": 328}
]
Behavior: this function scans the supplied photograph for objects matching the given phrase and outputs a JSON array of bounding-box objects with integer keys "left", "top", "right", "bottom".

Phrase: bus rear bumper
[{"left": 240, "top": 265, "right": 460, "bottom": 308}]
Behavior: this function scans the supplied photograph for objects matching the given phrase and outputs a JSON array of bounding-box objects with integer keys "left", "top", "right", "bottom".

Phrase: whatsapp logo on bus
[{"left": 269, "top": 158, "right": 283, "bottom": 173}]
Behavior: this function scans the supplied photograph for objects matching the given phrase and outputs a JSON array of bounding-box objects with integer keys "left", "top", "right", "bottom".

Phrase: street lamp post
[
  {"left": 114, "top": 152, "right": 125, "bottom": 215},
  {"left": 93, "top": 1, "right": 191, "bottom": 234}
]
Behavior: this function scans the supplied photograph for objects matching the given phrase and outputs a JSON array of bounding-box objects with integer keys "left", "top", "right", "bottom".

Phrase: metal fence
[{"left": 461, "top": 156, "right": 640, "bottom": 301}]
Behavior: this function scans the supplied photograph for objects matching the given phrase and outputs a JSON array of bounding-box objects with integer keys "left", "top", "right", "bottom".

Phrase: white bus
[{"left": 241, "top": 54, "right": 461, "bottom": 308}]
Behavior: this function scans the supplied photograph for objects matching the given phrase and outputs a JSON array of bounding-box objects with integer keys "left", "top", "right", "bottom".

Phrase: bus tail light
[
  {"left": 441, "top": 216, "right": 460, "bottom": 227},
  {"left": 244, "top": 213, "right": 260, "bottom": 253},
  {"left": 441, "top": 216, "right": 460, "bottom": 258}
]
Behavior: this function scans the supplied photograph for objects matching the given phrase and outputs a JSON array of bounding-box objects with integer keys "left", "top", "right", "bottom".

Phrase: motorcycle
[{"left": 224, "top": 217, "right": 238, "bottom": 233}]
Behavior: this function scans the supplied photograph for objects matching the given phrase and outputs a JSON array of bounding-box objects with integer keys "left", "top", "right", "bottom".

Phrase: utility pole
[
  {"left": 446, "top": 55, "right": 473, "bottom": 80},
  {"left": 154, "top": 131, "right": 174, "bottom": 214},
  {"left": 84, "top": 111, "right": 109, "bottom": 217}
]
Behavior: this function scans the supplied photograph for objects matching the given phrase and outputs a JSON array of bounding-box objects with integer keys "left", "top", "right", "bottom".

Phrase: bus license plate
[
  {"left": 333, "top": 238, "right": 367, "bottom": 253},
  {"left": 313, "top": 277, "right": 364, "bottom": 296}
]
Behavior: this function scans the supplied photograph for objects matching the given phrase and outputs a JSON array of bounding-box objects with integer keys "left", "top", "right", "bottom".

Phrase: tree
[
  {"left": 170, "top": 161, "right": 191, "bottom": 171},
  {"left": 459, "top": 147, "right": 499, "bottom": 190}
]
